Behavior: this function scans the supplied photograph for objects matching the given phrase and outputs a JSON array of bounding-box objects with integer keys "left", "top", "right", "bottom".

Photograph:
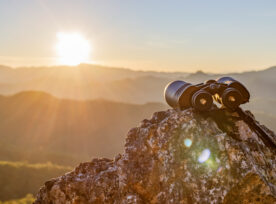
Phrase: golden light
[{"left": 55, "top": 32, "right": 91, "bottom": 65}]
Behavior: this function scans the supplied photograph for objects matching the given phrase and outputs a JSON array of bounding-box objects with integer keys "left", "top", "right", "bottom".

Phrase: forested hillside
[
  {"left": 0, "top": 91, "right": 166, "bottom": 165},
  {"left": 0, "top": 161, "right": 70, "bottom": 201}
]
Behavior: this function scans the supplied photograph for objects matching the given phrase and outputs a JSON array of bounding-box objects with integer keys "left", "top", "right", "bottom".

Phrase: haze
[{"left": 1, "top": 0, "right": 276, "bottom": 72}]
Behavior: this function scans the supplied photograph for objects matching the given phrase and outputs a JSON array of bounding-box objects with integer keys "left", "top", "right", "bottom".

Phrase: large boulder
[{"left": 35, "top": 108, "right": 276, "bottom": 203}]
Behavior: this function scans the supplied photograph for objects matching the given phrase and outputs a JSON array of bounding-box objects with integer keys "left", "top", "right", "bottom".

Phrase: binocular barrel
[
  {"left": 164, "top": 77, "right": 250, "bottom": 111},
  {"left": 164, "top": 81, "right": 191, "bottom": 108}
]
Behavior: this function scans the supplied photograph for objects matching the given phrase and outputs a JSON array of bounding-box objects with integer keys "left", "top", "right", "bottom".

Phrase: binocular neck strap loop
[{"left": 237, "top": 108, "right": 276, "bottom": 149}]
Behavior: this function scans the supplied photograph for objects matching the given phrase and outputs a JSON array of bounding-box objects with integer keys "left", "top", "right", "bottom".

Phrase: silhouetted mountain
[
  {"left": 0, "top": 64, "right": 275, "bottom": 103},
  {"left": 0, "top": 64, "right": 187, "bottom": 103},
  {"left": 0, "top": 91, "right": 166, "bottom": 166},
  {"left": 185, "top": 70, "right": 211, "bottom": 81},
  {"left": 0, "top": 64, "right": 188, "bottom": 84}
]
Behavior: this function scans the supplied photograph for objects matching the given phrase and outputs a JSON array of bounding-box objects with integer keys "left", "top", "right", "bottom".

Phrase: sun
[{"left": 55, "top": 32, "right": 91, "bottom": 66}]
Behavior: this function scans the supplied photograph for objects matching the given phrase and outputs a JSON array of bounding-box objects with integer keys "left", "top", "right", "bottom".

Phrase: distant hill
[
  {"left": 0, "top": 64, "right": 188, "bottom": 84},
  {"left": 0, "top": 161, "right": 70, "bottom": 201},
  {"left": 0, "top": 64, "right": 275, "bottom": 103},
  {"left": 0, "top": 64, "right": 188, "bottom": 103},
  {"left": 0, "top": 91, "right": 166, "bottom": 165}
]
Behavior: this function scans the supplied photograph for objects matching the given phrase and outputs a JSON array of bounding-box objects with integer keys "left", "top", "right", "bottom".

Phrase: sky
[{"left": 0, "top": 0, "right": 276, "bottom": 72}]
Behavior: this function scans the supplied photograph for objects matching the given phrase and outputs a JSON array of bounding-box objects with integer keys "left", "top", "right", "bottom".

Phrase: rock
[{"left": 35, "top": 108, "right": 276, "bottom": 203}]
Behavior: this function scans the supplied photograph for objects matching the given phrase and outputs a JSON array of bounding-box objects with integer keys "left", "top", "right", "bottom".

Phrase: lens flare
[
  {"left": 184, "top": 138, "right": 192, "bottom": 147},
  {"left": 198, "top": 149, "right": 211, "bottom": 163}
]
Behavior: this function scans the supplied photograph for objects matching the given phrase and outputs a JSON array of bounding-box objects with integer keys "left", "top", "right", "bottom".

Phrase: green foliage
[
  {"left": 0, "top": 160, "right": 71, "bottom": 170},
  {"left": 0, "top": 143, "right": 85, "bottom": 166},
  {"left": 0, "top": 161, "right": 71, "bottom": 201},
  {"left": 0, "top": 194, "right": 34, "bottom": 204}
]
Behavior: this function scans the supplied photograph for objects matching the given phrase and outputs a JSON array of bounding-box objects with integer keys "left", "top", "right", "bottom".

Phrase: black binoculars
[{"left": 164, "top": 77, "right": 250, "bottom": 111}]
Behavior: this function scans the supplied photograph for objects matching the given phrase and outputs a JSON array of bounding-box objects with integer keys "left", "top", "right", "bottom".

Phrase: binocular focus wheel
[
  {"left": 216, "top": 77, "right": 235, "bottom": 84},
  {"left": 191, "top": 90, "right": 213, "bottom": 111},
  {"left": 205, "top": 79, "right": 216, "bottom": 84},
  {"left": 221, "top": 88, "right": 242, "bottom": 110}
]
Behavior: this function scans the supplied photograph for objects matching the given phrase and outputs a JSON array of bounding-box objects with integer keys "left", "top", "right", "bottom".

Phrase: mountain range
[
  {"left": 0, "top": 64, "right": 275, "bottom": 166},
  {"left": 0, "top": 91, "right": 165, "bottom": 166},
  {"left": 0, "top": 64, "right": 275, "bottom": 103}
]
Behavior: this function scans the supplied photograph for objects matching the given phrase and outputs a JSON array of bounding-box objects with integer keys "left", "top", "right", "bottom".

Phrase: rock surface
[{"left": 35, "top": 108, "right": 276, "bottom": 204}]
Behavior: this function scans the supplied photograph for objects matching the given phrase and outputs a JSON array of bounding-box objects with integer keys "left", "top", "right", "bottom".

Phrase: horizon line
[{"left": 0, "top": 63, "right": 275, "bottom": 75}]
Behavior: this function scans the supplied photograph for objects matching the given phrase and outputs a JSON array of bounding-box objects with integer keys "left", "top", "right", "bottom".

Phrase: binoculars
[{"left": 164, "top": 77, "right": 250, "bottom": 111}]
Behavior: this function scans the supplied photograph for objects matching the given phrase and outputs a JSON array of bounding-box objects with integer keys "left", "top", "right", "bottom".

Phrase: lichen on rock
[{"left": 35, "top": 108, "right": 276, "bottom": 204}]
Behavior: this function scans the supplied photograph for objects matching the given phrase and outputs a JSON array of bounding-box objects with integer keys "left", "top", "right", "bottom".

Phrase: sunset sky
[{"left": 0, "top": 0, "right": 276, "bottom": 72}]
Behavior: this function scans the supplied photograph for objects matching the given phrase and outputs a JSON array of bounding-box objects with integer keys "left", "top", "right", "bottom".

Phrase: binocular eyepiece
[{"left": 164, "top": 77, "right": 250, "bottom": 111}]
